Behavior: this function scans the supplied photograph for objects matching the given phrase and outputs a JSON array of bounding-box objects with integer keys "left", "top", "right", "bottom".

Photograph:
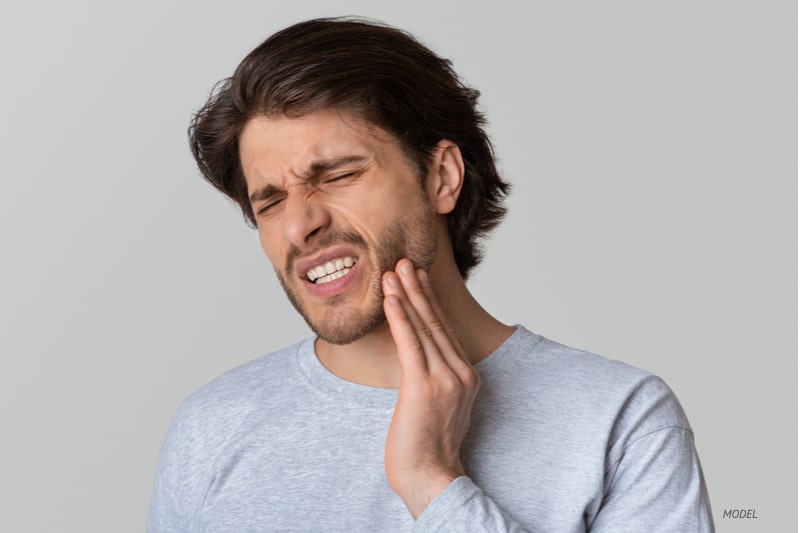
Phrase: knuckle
[
  {"left": 406, "top": 282, "right": 426, "bottom": 297},
  {"left": 441, "top": 376, "right": 462, "bottom": 396},
  {"left": 428, "top": 321, "right": 447, "bottom": 334},
  {"left": 463, "top": 369, "right": 480, "bottom": 390},
  {"left": 407, "top": 336, "right": 424, "bottom": 352},
  {"left": 438, "top": 373, "right": 462, "bottom": 395},
  {"left": 416, "top": 324, "right": 433, "bottom": 339}
]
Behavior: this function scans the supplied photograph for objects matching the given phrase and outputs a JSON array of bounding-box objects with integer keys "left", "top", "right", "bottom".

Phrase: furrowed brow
[
  {"left": 248, "top": 155, "right": 369, "bottom": 204},
  {"left": 304, "top": 155, "right": 368, "bottom": 178},
  {"left": 249, "top": 183, "right": 281, "bottom": 204}
]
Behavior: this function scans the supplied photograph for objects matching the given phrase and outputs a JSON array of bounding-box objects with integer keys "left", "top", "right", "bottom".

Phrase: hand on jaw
[{"left": 382, "top": 258, "right": 480, "bottom": 519}]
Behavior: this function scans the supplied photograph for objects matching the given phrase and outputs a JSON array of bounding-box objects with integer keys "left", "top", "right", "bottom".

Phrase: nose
[{"left": 282, "top": 185, "right": 330, "bottom": 249}]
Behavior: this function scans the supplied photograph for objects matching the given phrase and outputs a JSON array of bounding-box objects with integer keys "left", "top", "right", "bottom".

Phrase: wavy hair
[{"left": 189, "top": 17, "right": 510, "bottom": 278}]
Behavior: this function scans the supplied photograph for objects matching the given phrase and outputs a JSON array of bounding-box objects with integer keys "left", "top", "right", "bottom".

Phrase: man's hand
[{"left": 382, "top": 258, "right": 480, "bottom": 519}]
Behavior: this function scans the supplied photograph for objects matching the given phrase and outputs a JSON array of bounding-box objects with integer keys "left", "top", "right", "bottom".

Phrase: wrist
[{"left": 396, "top": 468, "right": 462, "bottom": 519}]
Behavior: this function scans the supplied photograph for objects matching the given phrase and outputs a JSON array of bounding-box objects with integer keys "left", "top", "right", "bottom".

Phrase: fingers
[
  {"left": 383, "top": 277, "right": 430, "bottom": 376},
  {"left": 382, "top": 259, "right": 479, "bottom": 515},
  {"left": 382, "top": 259, "right": 475, "bottom": 383},
  {"left": 383, "top": 264, "right": 445, "bottom": 376},
  {"left": 415, "top": 269, "right": 468, "bottom": 363}
]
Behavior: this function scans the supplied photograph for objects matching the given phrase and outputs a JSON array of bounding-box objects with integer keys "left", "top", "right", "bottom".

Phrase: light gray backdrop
[{"left": 1, "top": 1, "right": 795, "bottom": 532}]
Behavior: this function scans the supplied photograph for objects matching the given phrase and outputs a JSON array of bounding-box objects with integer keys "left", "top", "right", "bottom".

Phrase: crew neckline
[{"left": 294, "top": 325, "right": 538, "bottom": 411}]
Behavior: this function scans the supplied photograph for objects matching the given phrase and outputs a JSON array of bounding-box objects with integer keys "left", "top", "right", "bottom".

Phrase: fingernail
[
  {"left": 386, "top": 272, "right": 399, "bottom": 286},
  {"left": 400, "top": 261, "right": 412, "bottom": 276}
]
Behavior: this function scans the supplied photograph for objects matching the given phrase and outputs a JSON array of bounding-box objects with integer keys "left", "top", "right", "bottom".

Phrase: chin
[
  {"left": 314, "top": 322, "right": 385, "bottom": 345},
  {"left": 282, "top": 278, "right": 387, "bottom": 345},
  {"left": 306, "top": 304, "right": 387, "bottom": 345}
]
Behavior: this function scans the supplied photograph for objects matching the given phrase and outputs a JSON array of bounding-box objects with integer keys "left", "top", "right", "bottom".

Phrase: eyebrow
[{"left": 248, "top": 155, "right": 369, "bottom": 204}]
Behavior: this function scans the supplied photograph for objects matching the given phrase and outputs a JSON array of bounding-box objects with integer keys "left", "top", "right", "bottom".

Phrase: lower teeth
[{"left": 315, "top": 267, "right": 352, "bottom": 284}]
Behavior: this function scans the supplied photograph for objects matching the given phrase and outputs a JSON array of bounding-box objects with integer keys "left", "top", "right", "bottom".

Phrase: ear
[{"left": 426, "top": 140, "right": 464, "bottom": 215}]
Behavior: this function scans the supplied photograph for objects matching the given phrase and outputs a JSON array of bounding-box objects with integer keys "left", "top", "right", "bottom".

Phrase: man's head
[
  {"left": 189, "top": 17, "right": 510, "bottom": 280},
  {"left": 237, "top": 109, "right": 444, "bottom": 344}
]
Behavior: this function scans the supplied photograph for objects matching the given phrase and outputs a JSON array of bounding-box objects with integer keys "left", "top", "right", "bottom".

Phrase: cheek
[
  {"left": 339, "top": 189, "right": 410, "bottom": 228},
  {"left": 257, "top": 227, "right": 283, "bottom": 265}
]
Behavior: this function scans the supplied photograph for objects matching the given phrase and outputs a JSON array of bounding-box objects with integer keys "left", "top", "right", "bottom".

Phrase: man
[{"left": 149, "top": 17, "right": 714, "bottom": 532}]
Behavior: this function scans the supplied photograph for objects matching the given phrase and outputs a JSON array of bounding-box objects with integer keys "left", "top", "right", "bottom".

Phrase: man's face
[{"left": 239, "top": 109, "right": 437, "bottom": 344}]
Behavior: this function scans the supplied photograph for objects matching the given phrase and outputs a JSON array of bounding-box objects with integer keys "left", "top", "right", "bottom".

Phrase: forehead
[{"left": 238, "top": 109, "right": 397, "bottom": 181}]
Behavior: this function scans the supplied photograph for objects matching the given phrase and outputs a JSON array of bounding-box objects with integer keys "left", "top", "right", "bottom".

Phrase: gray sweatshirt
[{"left": 148, "top": 326, "right": 714, "bottom": 532}]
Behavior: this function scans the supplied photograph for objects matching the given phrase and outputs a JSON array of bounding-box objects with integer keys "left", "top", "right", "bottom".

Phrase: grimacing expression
[{"left": 238, "top": 110, "right": 438, "bottom": 344}]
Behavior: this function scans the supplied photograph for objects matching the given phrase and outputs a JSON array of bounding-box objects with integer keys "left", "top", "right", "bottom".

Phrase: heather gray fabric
[{"left": 148, "top": 326, "right": 714, "bottom": 532}]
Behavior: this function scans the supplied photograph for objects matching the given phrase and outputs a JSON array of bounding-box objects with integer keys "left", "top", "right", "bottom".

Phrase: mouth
[{"left": 305, "top": 256, "right": 358, "bottom": 284}]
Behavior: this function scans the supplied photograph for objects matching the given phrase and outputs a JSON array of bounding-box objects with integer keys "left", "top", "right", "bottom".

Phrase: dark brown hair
[{"left": 189, "top": 17, "right": 510, "bottom": 278}]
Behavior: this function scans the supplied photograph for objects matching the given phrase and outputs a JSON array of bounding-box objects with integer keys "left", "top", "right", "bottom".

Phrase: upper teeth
[{"left": 306, "top": 256, "right": 357, "bottom": 283}]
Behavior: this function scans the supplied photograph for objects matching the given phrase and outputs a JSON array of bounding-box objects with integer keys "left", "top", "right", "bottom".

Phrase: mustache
[{"left": 284, "top": 231, "right": 367, "bottom": 278}]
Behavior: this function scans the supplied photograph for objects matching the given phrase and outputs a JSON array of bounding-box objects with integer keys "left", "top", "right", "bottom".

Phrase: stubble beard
[{"left": 276, "top": 206, "right": 437, "bottom": 345}]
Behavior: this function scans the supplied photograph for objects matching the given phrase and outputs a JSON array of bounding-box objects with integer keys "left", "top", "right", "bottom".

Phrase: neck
[{"left": 315, "top": 258, "right": 513, "bottom": 389}]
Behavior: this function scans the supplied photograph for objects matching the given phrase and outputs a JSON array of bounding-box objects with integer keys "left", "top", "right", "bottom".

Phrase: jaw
[{"left": 278, "top": 254, "right": 388, "bottom": 345}]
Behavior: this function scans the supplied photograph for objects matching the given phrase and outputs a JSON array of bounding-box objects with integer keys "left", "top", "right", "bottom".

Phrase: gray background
[{"left": 1, "top": 1, "right": 795, "bottom": 532}]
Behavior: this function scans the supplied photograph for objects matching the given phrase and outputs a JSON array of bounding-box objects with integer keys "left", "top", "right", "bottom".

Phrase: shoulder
[
  {"left": 148, "top": 338, "right": 314, "bottom": 530},
  {"left": 150, "top": 338, "right": 313, "bottom": 512},
  {"left": 181, "top": 338, "right": 310, "bottom": 422},
  {"left": 484, "top": 326, "right": 660, "bottom": 392},
  {"left": 165, "top": 338, "right": 313, "bottom": 457},
  {"left": 479, "top": 326, "right": 691, "bottom": 437}
]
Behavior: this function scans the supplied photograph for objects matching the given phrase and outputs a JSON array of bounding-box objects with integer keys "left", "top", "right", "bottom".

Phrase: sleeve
[
  {"left": 146, "top": 403, "right": 206, "bottom": 533},
  {"left": 589, "top": 426, "right": 715, "bottom": 532},
  {"left": 413, "top": 375, "right": 714, "bottom": 533},
  {"left": 413, "top": 476, "right": 532, "bottom": 533},
  {"left": 588, "top": 376, "right": 715, "bottom": 533}
]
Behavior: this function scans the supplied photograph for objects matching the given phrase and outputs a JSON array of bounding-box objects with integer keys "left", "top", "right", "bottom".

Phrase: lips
[{"left": 293, "top": 245, "right": 362, "bottom": 287}]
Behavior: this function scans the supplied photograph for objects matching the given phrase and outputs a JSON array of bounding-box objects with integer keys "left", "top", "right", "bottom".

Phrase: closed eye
[
  {"left": 324, "top": 171, "right": 356, "bottom": 183},
  {"left": 256, "top": 195, "right": 286, "bottom": 216},
  {"left": 321, "top": 170, "right": 364, "bottom": 186}
]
